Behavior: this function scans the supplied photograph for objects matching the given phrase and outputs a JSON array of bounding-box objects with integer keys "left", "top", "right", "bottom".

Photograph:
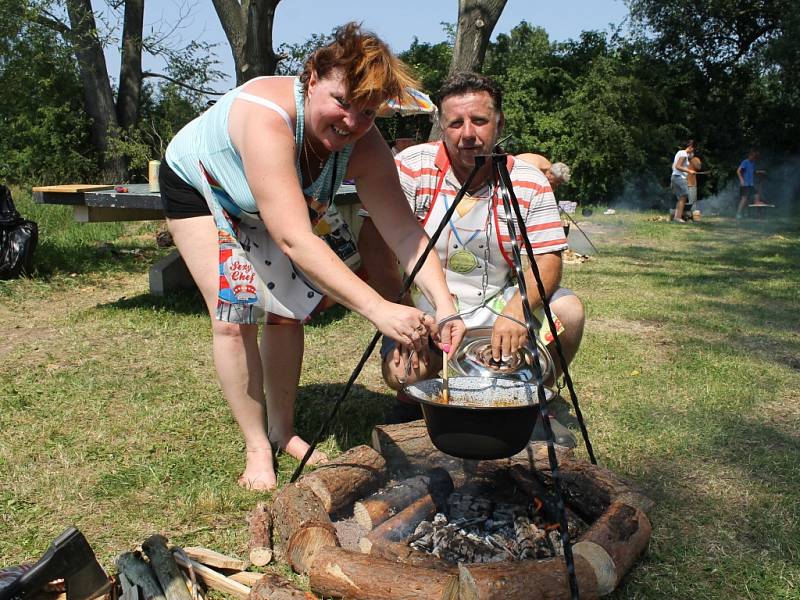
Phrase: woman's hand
[
  {"left": 369, "top": 299, "right": 434, "bottom": 355},
  {"left": 432, "top": 311, "right": 465, "bottom": 357}
]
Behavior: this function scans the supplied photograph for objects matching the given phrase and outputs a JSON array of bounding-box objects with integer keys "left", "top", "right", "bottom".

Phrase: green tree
[{"left": 0, "top": 4, "right": 95, "bottom": 184}]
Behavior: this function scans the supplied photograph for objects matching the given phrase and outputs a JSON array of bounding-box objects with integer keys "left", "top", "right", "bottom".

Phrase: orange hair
[{"left": 300, "top": 22, "right": 419, "bottom": 107}]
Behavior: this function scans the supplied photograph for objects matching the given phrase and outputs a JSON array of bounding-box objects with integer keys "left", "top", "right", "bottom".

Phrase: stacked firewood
[{"left": 114, "top": 504, "right": 313, "bottom": 600}]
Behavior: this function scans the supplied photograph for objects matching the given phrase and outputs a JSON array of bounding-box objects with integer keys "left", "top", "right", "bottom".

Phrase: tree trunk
[
  {"left": 65, "top": 0, "right": 126, "bottom": 180},
  {"left": 309, "top": 546, "right": 459, "bottom": 600},
  {"left": 117, "top": 0, "right": 144, "bottom": 131},
  {"left": 450, "top": 0, "right": 507, "bottom": 74},
  {"left": 212, "top": 0, "right": 281, "bottom": 85},
  {"left": 428, "top": 0, "right": 507, "bottom": 141}
]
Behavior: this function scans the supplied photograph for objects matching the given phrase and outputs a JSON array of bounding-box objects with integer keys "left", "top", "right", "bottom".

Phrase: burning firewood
[{"left": 353, "top": 475, "right": 431, "bottom": 531}]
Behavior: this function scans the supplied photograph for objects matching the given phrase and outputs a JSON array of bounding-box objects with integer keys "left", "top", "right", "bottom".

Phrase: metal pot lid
[
  {"left": 449, "top": 326, "right": 553, "bottom": 383},
  {"left": 404, "top": 376, "right": 554, "bottom": 410}
]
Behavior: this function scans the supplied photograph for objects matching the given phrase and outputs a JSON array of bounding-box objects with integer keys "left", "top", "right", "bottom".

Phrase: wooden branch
[
  {"left": 309, "top": 546, "right": 458, "bottom": 600},
  {"left": 248, "top": 572, "right": 317, "bottom": 600},
  {"left": 115, "top": 552, "right": 166, "bottom": 600},
  {"left": 181, "top": 547, "right": 247, "bottom": 571},
  {"left": 30, "top": 12, "right": 71, "bottom": 35},
  {"left": 353, "top": 475, "right": 430, "bottom": 531},
  {"left": 142, "top": 535, "right": 193, "bottom": 600},
  {"left": 573, "top": 502, "right": 652, "bottom": 596},
  {"left": 297, "top": 445, "right": 387, "bottom": 515},
  {"left": 247, "top": 502, "right": 273, "bottom": 567},
  {"left": 141, "top": 71, "right": 225, "bottom": 96},
  {"left": 457, "top": 555, "right": 599, "bottom": 600},
  {"left": 271, "top": 483, "right": 340, "bottom": 574},
  {"left": 172, "top": 553, "right": 250, "bottom": 600}
]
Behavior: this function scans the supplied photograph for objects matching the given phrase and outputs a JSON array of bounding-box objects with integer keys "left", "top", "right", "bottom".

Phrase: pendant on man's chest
[{"left": 448, "top": 248, "right": 479, "bottom": 274}]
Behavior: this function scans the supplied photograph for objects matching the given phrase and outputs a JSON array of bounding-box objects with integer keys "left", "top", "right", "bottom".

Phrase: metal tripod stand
[{"left": 292, "top": 147, "right": 597, "bottom": 599}]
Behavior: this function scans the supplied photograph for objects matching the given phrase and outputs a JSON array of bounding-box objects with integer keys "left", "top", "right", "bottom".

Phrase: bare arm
[
  {"left": 491, "top": 252, "right": 563, "bottom": 360},
  {"left": 348, "top": 128, "right": 458, "bottom": 322},
  {"left": 674, "top": 154, "right": 694, "bottom": 174},
  {"left": 230, "top": 101, "right": 432, "bottom": 347}
]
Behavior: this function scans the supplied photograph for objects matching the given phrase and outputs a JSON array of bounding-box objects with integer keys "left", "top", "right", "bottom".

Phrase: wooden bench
[{"left": 32, "top": 183, "right": 364, "bottom": 295}]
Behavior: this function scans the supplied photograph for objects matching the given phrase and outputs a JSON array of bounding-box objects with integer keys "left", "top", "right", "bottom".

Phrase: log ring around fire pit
[{"left": 268, "top": 421, "right": 653, "bottom": 599}]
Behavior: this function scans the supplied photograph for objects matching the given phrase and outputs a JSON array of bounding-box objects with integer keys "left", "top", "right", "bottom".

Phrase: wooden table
[{"left": 32, "top": 183, "right": 363, "bottom": 295}]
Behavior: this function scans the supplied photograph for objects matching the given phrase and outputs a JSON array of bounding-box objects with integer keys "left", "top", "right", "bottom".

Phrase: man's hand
[{"left": 490, "top": 313, "right": 529, "bottom": 362}]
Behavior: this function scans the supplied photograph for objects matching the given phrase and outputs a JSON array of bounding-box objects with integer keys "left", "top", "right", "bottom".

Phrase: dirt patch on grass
[
  {"left": 590, "top": 317, "right": 675, "bottom": 362},
  {"left": 0, "top": 326, "right": 57, "bottom": 359}
]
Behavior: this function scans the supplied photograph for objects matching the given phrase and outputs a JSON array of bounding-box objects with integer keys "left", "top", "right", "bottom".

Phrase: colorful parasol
[{"left": 378, "top": 87, "right": 437, "bottom": 118}]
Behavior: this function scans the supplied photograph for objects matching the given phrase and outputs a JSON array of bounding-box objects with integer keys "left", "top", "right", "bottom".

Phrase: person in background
[
  {"left": 516, "top": 153, "right": 572, "bottom": 190},
  {"left": 736, "top": 149, "right": 767, "bottom": 219},
  {"left": 686, "top": 153, "right": 705, "bottom": 220},
  {"left": 160, "top": 23, "right": 463, "bottom": 490},
  {"left": 670, "top": 140, "right": 697, "bottom": 223},
  {"left": 358, "top": 72, "right": 585, "bottom": 445}
]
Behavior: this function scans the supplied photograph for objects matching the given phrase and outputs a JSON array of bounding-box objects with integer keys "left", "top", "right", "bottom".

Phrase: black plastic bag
[{"left": 0, "top": 185, "right": 38, "bottom": 279}]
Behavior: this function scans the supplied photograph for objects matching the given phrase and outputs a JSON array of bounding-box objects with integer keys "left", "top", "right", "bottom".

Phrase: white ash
[{"left": 408, "top": 493, "right": 578, "bottom": 563}]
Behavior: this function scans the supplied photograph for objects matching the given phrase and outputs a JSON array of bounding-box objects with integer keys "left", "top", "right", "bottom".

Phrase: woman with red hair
[{"left": 161, "top": 23, "right": 463, "bottom": 490}]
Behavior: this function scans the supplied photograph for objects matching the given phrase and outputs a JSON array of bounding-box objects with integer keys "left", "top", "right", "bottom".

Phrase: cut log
[
  {"left": 171, "top": 553, "right": 250, "bottom": 600},
  {"left": 115, "top": 552, "right": 166, "bottom": 600},
  {"left": 510, "top": 459, "right": 653, "bottom": 523},
  {"left": 353, "top": 475, "right": 430, "bottom": 530},
  {"left": 371, "top": 421, "right": 463, "bottom": 477},
  {"left": 359, "top": 471, "right": 454, "bottom": 555},
  {"left": 371, "top": 421, "right": 573, "bottom": 481},
  {"left": 457, "top": 555, "right": 599, "bottom": 600},
  {"left": 181, "top": 547, "right": 247, "bottom": 571},
  {"left": 141, "top": 536, "right": 194, "bottom": 600},
  {"left": 247, "top": 502, "right": 273, "bottom": 567},
  {"left": 271, "top": 483, "right": 340, "bottom": 574},
  {"left": 573, "top": 501, "right": 652, "bottom": 596},
  {"left": 309, "top": 545, "right": 458, "bottom": 600},
  {"left": 248, "top": 572, "right": 317, "bottom": 600},
  {"left": 297, "top": 445, "right": 387, "bottom": 515}
]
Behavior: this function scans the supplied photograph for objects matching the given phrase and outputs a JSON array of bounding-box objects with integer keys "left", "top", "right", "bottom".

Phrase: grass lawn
[{"left": 1, "top": 190, "right": 798, "bottom": 599}]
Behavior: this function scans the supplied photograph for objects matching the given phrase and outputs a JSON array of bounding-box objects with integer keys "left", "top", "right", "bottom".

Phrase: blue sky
[{"left": 97, "top": 0, "right": 630, "bottom": 91}]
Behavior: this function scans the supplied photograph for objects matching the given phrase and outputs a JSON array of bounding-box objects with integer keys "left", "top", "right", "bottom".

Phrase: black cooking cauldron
[{"left": 403, "top": 376, "right": 554, "bottom": 460}]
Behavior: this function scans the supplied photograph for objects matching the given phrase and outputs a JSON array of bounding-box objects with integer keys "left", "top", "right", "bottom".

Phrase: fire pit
[{"left": 259, "top": 421, "right": 653, "bottom": 600}]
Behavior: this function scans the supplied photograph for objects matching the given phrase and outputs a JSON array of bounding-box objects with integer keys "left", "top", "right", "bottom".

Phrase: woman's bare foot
[
  {"left": 278, "top": 435, "right": 329, "bottom": 465},
  {"left": 237, "top": 447, "right": 277, "bottom": 491}
]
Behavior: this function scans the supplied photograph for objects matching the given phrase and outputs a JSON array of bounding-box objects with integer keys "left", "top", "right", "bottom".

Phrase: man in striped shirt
[{"left": 359, "top": 73, "right": 584, "bottom": 440}]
